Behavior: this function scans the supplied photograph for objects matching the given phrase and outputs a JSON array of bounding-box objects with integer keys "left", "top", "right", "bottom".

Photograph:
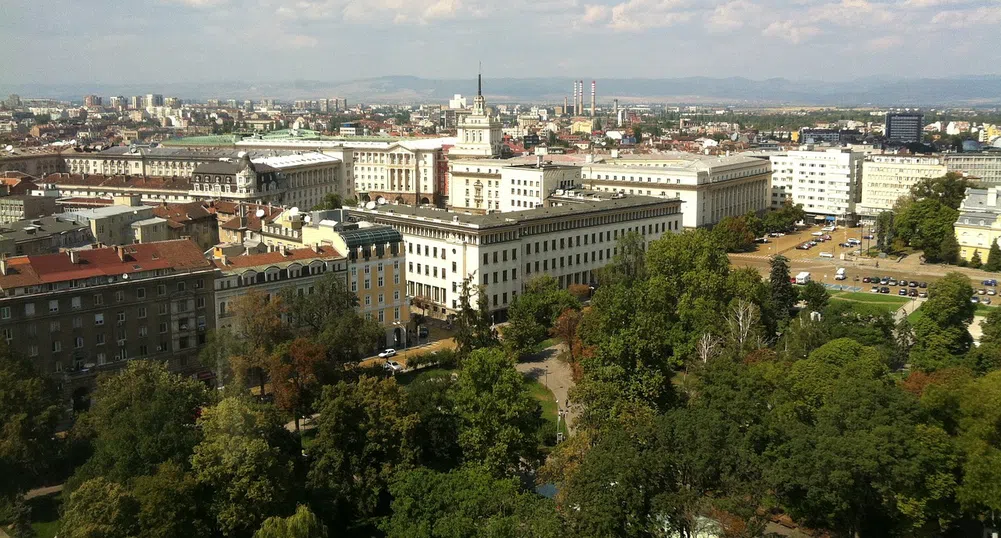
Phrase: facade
[
  {"left": 190, "top": 154, "right": 282, "bottom": 202},
  {"left": 768, "top": 148, "right": 864, "bottom": 221},
  {"left": 349, "top": 193, "right": 683, "bottom": 320},
  {"left": 946, "top": 152, "right": 1001, "bottom": 186},
  {"left": 448, "top": 76, "right": 502, "bottom": 160},
  {"left": 251, "top": 153, "right": 341, "bottom": 210},
  {"left": 580, "top": 153, "right": 772, "bottom": 228},
  {"left": 62, "top": 203, "right": 158, "bottom": 246},
  {"left": 0, "top": 215, "right": 94, "bottom": 257},
  {"left": 955, "top": 186, "right": 1001, "bottom": 262},
  {"left": 0, "top": 240, "right": 216, "bottom": 399},
  {"left": 885, "top": 113, "right": 923, "bottom": 143},
  {"left": 151, "top": 201, "right": 219, "bottom": 249},
  {"left": 857, "top": 155, "right": 946, "bottom": 219},
  {"left": 0, "top": 150, "right": 66, "bottom": 177},
  {"left": 448, "top": 160, "right": 582, "bottom": 213},
  {"left": 34, "top": 173, "right": 195, "bottom": 205},
  {"left": 63, "top": 147, "right": 242, "bottom": 177},
  {"left": 0, "top": 195, "right": 57, "bottom": 224}
]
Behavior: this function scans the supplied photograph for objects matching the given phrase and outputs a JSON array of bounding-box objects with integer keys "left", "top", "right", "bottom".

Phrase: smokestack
[
  {"left": 563, "top": 96, "right": 568, "bottom": 114},
  {"left": 579, "top": 80, "right": 584, "bottom": 116},
  {"left": 591, "top": 80, "right": 596, "bottom": 118},
  {"left": 572, "top": 81, "right": 578, "bottom": 115}
]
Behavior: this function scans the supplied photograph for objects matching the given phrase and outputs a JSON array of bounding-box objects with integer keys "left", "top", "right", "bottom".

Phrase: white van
[
  {"left": 820, "top": 252, "right": 834, "bottom": 258},
  {"left": 835, "top": 268, "right": 846, "bottom": 280},
  {"left": 795, "top": 271, "right": 811, "bottom": 284}
]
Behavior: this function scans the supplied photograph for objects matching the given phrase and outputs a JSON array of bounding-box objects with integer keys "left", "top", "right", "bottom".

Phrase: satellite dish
[
  {"left": 255, "top": 209, "right": 266, "bottom": 218},
  {"left": 70, "top": 139, "right": 77, "bottom": 145},
  {"left": 289, "top": 207, "right": 300, "bottom": 216},
  {"left": 377, "top": 197, "right": 387, "bottom": 205},
  {"left": 237, "top": 151, "right": 248, "bottom": 159},
  {"left": 303, "top": 215, "right": 311, "bottom": 223},
  {"left": 3, "top": 145, "right": 11, "bottom": 152},
  {"left": 122, "top": 273, "right": 129, "bottom": 280},
  {"left": 365, "top": 201, "right": 377, "bottom": 210}
]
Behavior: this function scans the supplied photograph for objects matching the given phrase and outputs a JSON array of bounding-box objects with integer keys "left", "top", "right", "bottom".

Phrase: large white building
[
  {"left": 447, "top": 159, "right": 582, "bottom": 213},
  {"left": 857, "top": 155, "right": 946, "bottom": 220},
  {"left": 579, "top": 152, "right": 772, "bottom": 228},
  {"left": 348, "top": 192, "right": 683, "bottom": 320},
  {"left": 447, "top": 75, "right": 502, "bottom": 160},
  {"left": 769, "top": 148, "right": 864, "bottom": 221},
  {"left": 946, "top": 152, "right": 1001, "bottom": 186}
]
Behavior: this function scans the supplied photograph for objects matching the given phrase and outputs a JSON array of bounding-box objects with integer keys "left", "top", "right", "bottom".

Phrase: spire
[{"left": 477, "top": 62, "right": 482, "bottom": 97}]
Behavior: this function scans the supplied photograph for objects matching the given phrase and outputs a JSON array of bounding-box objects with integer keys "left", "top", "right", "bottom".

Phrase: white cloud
[
  {"left": 706, "top": 0, "right": 760, "bottom": 32},
  {"left": 866, "top": 35, "right": 903, "bottom": 49},
  {"left": 931, "top": 4, "right": 1001, "bottom": 27},
  {"left": 165, "top": 0, "right": 230, "bottom": 6},
  {"left": 762, "top": 19, "right": 821, "bottom": 43},
  {"left": 581, "top": 4, "right": 610, "bottom": 24},
  {"left": 601, "top": 0, "right": 698, "bottom": 31}
]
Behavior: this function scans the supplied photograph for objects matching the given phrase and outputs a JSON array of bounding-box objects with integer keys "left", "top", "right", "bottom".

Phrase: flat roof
[
  {"left": 0, "top": 216, "right": 89, "bottom": 243},
  {"left": 63, "top": 205, "right": 151, "bottom": 220}
]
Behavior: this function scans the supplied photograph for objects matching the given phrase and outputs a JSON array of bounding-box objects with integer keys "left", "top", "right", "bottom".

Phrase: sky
[{"left": 1, "top": 0, "right": 1000, "bottom": 85}]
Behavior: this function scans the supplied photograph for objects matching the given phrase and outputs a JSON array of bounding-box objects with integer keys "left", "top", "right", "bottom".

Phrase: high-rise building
[
  {"left": 885, "top": 113, "right": 923, "bottom": 143},
  {"left": 145, "top": 94, "right": 164, "bottom": 108},
  {"left": 4, "top": 94, "right": 21, "bottom": 108},
  {"left": 449, "top": 74, "right": 502, "bottom": 159},
  {"left": 129, "top": 96, "right": 144, "bottom": 110},
  {"left": 946, "top": 152, "right": 1001, "bottom": 186},
  {"left": 857, "top": 155, "right": 947, "bottom": 220},
  {"left": 83, "top": 95, "right": 102, "bottom": 107},
  {"left": 768, "top": 148, "right": 864, "bottom": 222},
  {"left": 109, "top": 96, "right": 126, "bottom": 109}
]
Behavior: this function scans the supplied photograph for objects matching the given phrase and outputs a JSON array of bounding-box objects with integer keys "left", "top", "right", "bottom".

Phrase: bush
[{"left": 958, "top": 259, "right": 969, "bottom": 268}]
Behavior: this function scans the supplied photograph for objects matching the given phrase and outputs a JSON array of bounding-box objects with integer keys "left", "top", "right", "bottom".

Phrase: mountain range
[{"left": 2, "top": 75, "right": 1000, "bottom": 106}]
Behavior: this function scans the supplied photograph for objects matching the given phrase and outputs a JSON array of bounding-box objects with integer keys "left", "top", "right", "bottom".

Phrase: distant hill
[{"left": 3, "top": 75, "right": 1000, "bottom": 106}]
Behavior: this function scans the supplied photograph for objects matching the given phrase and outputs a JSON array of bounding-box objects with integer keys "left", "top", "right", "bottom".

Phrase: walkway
[{"left": 516, "top": 343, "right": 577, "bottom": 432}]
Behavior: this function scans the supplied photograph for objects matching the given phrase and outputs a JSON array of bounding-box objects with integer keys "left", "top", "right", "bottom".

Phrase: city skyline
[{"left": 2, "top": 0, "right": 1000, "bottom": 85}]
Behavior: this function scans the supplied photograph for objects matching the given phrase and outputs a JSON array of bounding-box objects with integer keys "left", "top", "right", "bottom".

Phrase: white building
[
  {"left": 251, "top": 152, "right": 341, "bottom": 210},
  {"left": 349, "top": 192, "right": 683, "bottom": 320},
  {"left": 580, "top": 152, "right": 772, "bottom": 228},
  {"left": 858, "top": 155, "right": 946, "bottom": 220},
  {"left": 448, "top": 76, "right": 502, "bottom": 160},
  {"left": 946, "top": 152, "right": 1001, "bottom": 186},
  {"left": 768, "top": 148, "right": 864, "bottom": 222},
  {"left": 447, "top": 159, "right": 582, "bottom": 213}
]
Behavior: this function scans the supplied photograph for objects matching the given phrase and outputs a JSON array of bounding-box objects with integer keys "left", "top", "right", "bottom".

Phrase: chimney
[
  {"left": 563, "top": 96, "right": 568, "bottom": 114},
  {"left": 536, "top": 155, "right": 543, "bottom": 168},
  {"left": 115, "top": 245, "right": 125, "bottom": 261},
  {"left": 0, "top": 254, "right": 7, "bottom": 276},
  {"left": 220, "top": 254, "right": 228, "bottom": 266},
  {"left": 991, "top": 187, "right": 999, "bottom": 208},
  {"left": 591, "top": 80, "right": 596, "bottom": 118},
  {"left": 68, "top": 250, "right": 79, "bottom": 264},
  {"left": 579, "top": 80, "right": 584, "bottom": 116},
  {"left": 572, "top": 81, "right": 577, "bottom": 115},
  {"left": 311, "top": 243, "right": 319, "bottom": 253}
]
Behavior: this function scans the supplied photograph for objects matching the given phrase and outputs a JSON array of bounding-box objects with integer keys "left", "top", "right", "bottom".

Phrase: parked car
[
  {"left": 898, "top": 289, "right": 908, "bottom": 296},
  {"left": 888, "top": 279, "right": 898, "bottom": 286},
  {"left": 418, "top": 326, "right": 430, "bottom": 338},
  {"left": 979, "top": 289, "right": 988, "bottom": 295},
  {"left": 862, "top": 277, "right": 871, "bottom": 283},
  {"left": 871, "top": 286, "right": 880, "bottom": 293},
  {"left": 769, "top": 232, "right": 785, "bottom": 237},
  {"left": 797, "top": 243, "right": 810, "bottom": 250},
  {"left": 984, "top": 279, "right": 998, "bottom": 287},
  {"left": 919, "top": 282, "right": 928, "bottom": 288},
  {"left": 378, "top": 348, "right": 397, "bottom": 358},
  {"left": 383, "top": 360, "right": 403, "bottom": 373},
  {"left": 880, "top": 278, "right": 890, "bottom": 285},
  {"left": 919, "top": 292, "right": 928, "bottom": 298},
  {"left": 908, "top": 289, "right": 919, "bottom": 297},
  {"left": 972, "top": 297, "right": 981, "bottom": 304},
  {"left": 899, "top": 280, "right": 909, "bottom": 287},
  {"left": 909, "top": 281, "right": 918, "bottom": 288},
  {"left": 863, "top": 234, "right": 875, "bottom": 240},
  {"left": 985, "top": 297, "right": 993, "bottom": 305},
  {"left": 989, "top": 289, "right": 997, "bottom": 296},
  {"left": 820, "top": 252, "right": 834, "bottom": 258},
  {"left": 880, "top": 287, "right": 891, "bottom": 294}
]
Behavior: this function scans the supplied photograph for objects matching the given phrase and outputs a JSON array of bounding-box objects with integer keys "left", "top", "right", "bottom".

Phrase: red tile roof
[
  {"left": 40, "top": 173, "right": 193, "bottom": 191},
  {"left": 0, "top": 240, "right": 212, "bottom": 290},
  {"left": 213, "top": 245, "right": 343, "bottom": 269},
  {"left": 151, "top": 201, "right": 214, "bottom": 224},
  {"left": 217, "top": 203, "right": 284, "bottom": 232}
]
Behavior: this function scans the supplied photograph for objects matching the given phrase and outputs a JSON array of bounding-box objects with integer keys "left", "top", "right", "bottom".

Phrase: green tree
[
  {"left": 308, "top": 376, "right": 418, "bottom": 525},
  {"left": 799, "top": 281, "right": 829, "bottom": 312},
  {"left": 70, "top": 361, "right": 210, "bottom": 489},
  {"left": 384, "top": 466, "right": 561, "bottom": 538},
  {"left": 910, "top": 172, "right": 972, "bottom": 210},
  {"left": 986, "top": 241, "right": 1001, "bottom": 271},
  {"left": 940, "top": 232, "right": 960, "bottom": 265},
  {"left": 450, "top": 348, "right": 542, "bottom": 476},
  {"left": 503, "top": 276, "right": 580, "bottom": 357},
  {"left": 131, "top": 462, "right": 212, "bottom": 538},
  {"left": 0, "top": 343, "right": 61, "bottom": 503},
  {"left": 911, "top": 272, "right": 976, "bottom": 371},
  {"left": 955, "top": 371, "right": 1001, "bottom": 526},
  {"left": 60, "top": 478, "right": 139, "bottom": 538},
  {"left": 403, "top": 371, "right": 462, "bottom": 470},
  {"left": 632, "top": 126, "right": 642, "bottom": 143},
  {"left": 713, "top": 215, "right": 756, "bottom": 252},
  {"left": 876, "top": 211, "right": 895, "bottom": 253},
  {"left": 310, "top": 193, "right": 342, "bottom": 211},
  {"left": 191, "top": 398, "right": 298, "bottom": 537},
  {"left": 894, "top": 198, "right": 960, "bottom": 263},
  {"left": 269, "top": 337, "right": 326, "bottom": 434},
  {"left": 254, "top": 505, "right": 328, "bottom": 538},
  {"left": 454, "top": 275, "right": 496, "bottom": 357},
  {"left": 971, "top": 249, "right": 984, "bottom": 269},
  {"left": 769, "top": 255, "right": 796, "bottom": 322},
  {"left": 601, "top": 231, "right": 647, "bottom": 284}
]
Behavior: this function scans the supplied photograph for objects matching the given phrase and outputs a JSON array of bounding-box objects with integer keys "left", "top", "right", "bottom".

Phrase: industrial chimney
[
  {"left": 591, "top": 80, "right": 596, "bottom": 118},
  {"left": 563, "top": 96, "right": 568, "bottom": 115},
  {"left": 572, "top": 81, "right": 578, "bottom": 115}
]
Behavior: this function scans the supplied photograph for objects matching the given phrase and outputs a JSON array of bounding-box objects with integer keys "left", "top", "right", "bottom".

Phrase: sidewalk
[{"left": 516, "top": 343, "right": 577, "bottom": 432}]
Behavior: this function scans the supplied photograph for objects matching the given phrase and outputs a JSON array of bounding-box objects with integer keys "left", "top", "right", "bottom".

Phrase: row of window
[{"left": 0, "top": 282, "right": 204, "bottom": 319}]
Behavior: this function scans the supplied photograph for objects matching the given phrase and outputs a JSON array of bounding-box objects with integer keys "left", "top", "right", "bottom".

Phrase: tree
[
  {"left": 632, "top": 125, "right": 642, "bottom": 144},
  {"left": 384, "top": 466, "right": 561, "bottom": 538},
  {"left": 601, "top": 231, "right": 647, "bottom": 284},
  {"left": 940, "top": 232, "right": 960, "bottom": 265},
  {"left": 191, "top": 398, "right": 298, "bottom": 537},
  {"left": 308, "top": 376, "right": 418, "bottom": 525},
  {"left": 131, "top": 462, "right": 213, "bottom": 538},
  {"left": 454, "top": 275, "right": 496, "bottom": 357},
  {"left": 971, "top": 249, "right": 984, "bottom": 269},
  {"left": 910, "top": 172, "right": 972, "bottom": 210},
  {"left": 450, "top": 348, "right": 543, "bottom": 476},
  {"left": 504, "top": 276, "right": 580, "bottom": 357},
  {"left": 986, "top": 241, "right": 1001, "bottom": 272},
  {"left": 403, "top": 371, "right": 462, "bottom": 470},
  {"left": 70, "top": 361, "right": 210, "bottom": 489},
  {"left": 713, "top": 215, "right": 756, "bottom": 252},
  {"left": 769, "top": 255, "right": 796, "bottom": 322},
  {"left": 551, "top": 308, "right": 585, "bottom": 365},
  {"left": 876, "top": 211, "right": 895, "bottom": 253},
  {"left": 231, "top": 289, "right": 291, "bottom": 394},
  {"left": 910, "top": 272, "right": 976, "bottom": 371},
  {"left": 799, "top": 281, "right": 829, "bottom": 313},
  {"left": 254, "top": 505, "right": 328, "bottom": 538},
  {"left": 310, "top": 193, "right": 342, "bottom": 211},
  {"left": 269, "top": 337, "right": 326, "bottom": 434},
  {"left": 60, "top": 478, "right": 138, "bottom": 538},
  {"left": 894, "top": 198, "right": 960, "bottom": 263},
  {"left": 0, "top": 343, "right": 61, "bottom": 503},
  {"left": 955, "top": 371, "right": 1001, "bottom": 526}
]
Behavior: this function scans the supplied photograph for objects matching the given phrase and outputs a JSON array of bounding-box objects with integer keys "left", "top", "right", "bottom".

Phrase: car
[
  {"left": 871, "top": 275, "right": 881, "bottom": 282},
  {"left": 862, "top": 277, "right": 871, "bottom": 283},
  {"left": 972, "top": 297, "right": 981, "bottom": 304},
  {"left": 979, "top": 289, "right": 988, "bottom": 295},
  {"left": 909, "top": 289, "right": 919, "bottom": 297},
  {"left": 820, "top": 252, "right": 834, "bottom": 258},
  {"left": 378, "top": 348, "right": 397, "bottom": 358},
  {"left": 383, "top": 360, "right": 403, "bottom": 373},
  {"left": 754, "top": 237, "right": 769, "bottom": 244},
  {"left": 984, "top": 279, "right": 998, "bottom": 287},
  {"left": 797, "top": 243, "right": 810, "bottom": 250},
  {"left": 899, "top": 280, "right": 908, "bottom": 287},
  {"left": 888, "top": 279, "right": 898, "bottom": 286},
  {"left": 898, "top": 289, "right": 908, "bottom": 296},
  {"left": 880, "top": 287, "right": 891, "bottom": 294},
  {"left": 989, "top": 289, "right": 997, "bottom": 296},
  {"left": 919, "top": 292, "right": 928, "bottom": 298},
  {"left": 871, "top": 286, "right": 880, "bottom": 293},
  {"left": 909, "top": 281, "right": 918, "bottom": 288},
  {"left": 880, "top": 278, "right": 890, "bottom": 285},
  {"left": 769, "top": 232, "right": 785, "bottom": 237},
  {"left": 919, "top": 282, "right": 928, "bottom": 288},
  {"left": 863, "top": 234, "right": 875, "bottom": 240},
  {"left": 418, "top": 326, "right": 430, "bottom": 338},
  {"left": 985, "top": 297, "right": 993, "bottom": 305},
  {"left": 811, "top": 231, "right": 824, "bottom": 237}
]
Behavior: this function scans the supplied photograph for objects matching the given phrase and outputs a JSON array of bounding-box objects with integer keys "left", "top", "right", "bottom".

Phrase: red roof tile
[{"left": 213, "top": 245, "right": 343, "bottom": 269}]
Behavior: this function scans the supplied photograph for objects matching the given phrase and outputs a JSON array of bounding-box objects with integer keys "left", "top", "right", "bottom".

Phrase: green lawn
[
  {"left": 908, "top": 303, "right": 997, "bottom": 324},
  {"left": 27, "top": 493, "right": 61, "bottom": 538},
  {"left": 830, "top": 291, "right": 911, "bottom": 305},
  {"left": 527, "top": 379, "right": 569, "bottom": 440},
  {"left": 395, "top": 367, "right": 456, "bottom": 387}
]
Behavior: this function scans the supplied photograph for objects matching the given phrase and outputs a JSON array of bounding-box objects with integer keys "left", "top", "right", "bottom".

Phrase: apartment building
[
  {"left": 0, "top": 195, "right": 57, "bottom": 224},
  {"left": 0, "top": 216, "right": 94, "bottom": 257},
  {"left": 768, "top": 148, "right": 864, "bottom": 222},
  {"left": 0, "top": 149, "right": 67, "bottom": 177},
  {"left": 349, "top": 192, "right": 682, "bottom": 321},
  {"left": 448, "top": 160, "right": 583, "bottom": 214},
  {"left": 252, "top": 153, "right": 341, "bottom": 210},
  {"left": 946, "top": 152, "right": 1001, "bottom": 186},
  {"left": 885, "top": 113, "right": 923, "bottom": 143},
  {"left": 857, "top": 155, "right": 947, "bottom": 220},
  {"left": 580, "top": 152, "right": 772, "bottom": 228},
  {"left": 955, "top": 186, "right": 1001, "bottom": 262},
  {"left": 0, "top": 240, "right": 216, "bottom": 400}
]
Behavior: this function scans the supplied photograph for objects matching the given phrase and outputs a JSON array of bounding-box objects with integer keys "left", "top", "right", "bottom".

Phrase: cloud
[
  {"left": 931, "top": 5, "right": 1001, "bottom": 27},
  {"left": 581, "top": 4, "right": 610, "bottom": 24},
  {"left": 591, "top": 0, "right": 699, "bottom": 31},
  {"left": 762, "top": 19, "right": 821, "bottom": 43},
  {"left": 706, "top": 0, "right": 760, "bottom": 32},
  {"left": 866, "top": 35, "right": 903, "bottom": 50},
  {"left": 164, "top": 0, "right": 230, "bottom": 6}
]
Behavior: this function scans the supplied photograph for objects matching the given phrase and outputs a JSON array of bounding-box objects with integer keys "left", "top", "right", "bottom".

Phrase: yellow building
[
  {"left": 955, "top": 186, "right": 1001, "bottom": 261},
  {"left": 571, "top": 118, "right": 596, "bottom": 135}
]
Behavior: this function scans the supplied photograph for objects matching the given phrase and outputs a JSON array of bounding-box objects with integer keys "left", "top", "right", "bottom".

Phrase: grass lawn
[
  {"left": 526, "top": 379, "right": 569, "bottom": 440},
  {"left": 908, "top": 303, "right": 996, "bottom": 324},
  {"left": 27, "top": 492, "right": 60, "bottom": 538},
  {"left": 394, "top": 367, "right": 456, "bottom": 387},
  {"left": 830, "top": 291, "right": 910, "bottom": 305}
]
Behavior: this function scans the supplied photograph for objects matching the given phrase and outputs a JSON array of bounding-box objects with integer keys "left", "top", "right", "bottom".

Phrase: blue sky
[{"left": 1, "top": 0, "right": 999, "bottom": 84}]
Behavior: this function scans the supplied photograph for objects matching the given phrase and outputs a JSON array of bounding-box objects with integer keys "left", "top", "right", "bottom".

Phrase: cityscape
[{"left": 4, "top": 2, "right": 1001, "bottom": 537}]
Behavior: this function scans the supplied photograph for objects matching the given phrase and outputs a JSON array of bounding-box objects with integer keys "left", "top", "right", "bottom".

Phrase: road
[{"left": 516, "top": 343, "right": 577, "bottom": 433}]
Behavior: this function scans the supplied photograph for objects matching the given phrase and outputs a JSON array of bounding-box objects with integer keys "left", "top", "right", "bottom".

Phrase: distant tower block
[
  {"left": 613, "top": 99, "right": 620, "bottom": 126},
  {"left": 564, "top": 96, "right": 568, "bottom": 114},
  {"left": 591, "top": 80, "right": 596, "bottom": 118}
]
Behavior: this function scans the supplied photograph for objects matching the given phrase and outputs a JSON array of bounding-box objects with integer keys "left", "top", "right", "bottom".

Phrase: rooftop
[
  {"left": 0, "top": 239, "right": 212, "bottom": 290},
  {"left": 0, "top": 216, "right": 90, "bottom": 243},
  {"left": 252, "top": 152, "right": 340, "bottom": 168},
  {"left": 215, "top": 245, "right": 344, "bottom": 270},
  {"left": 39, "top": 173, "right": 194, "bottom": 191},
  {"left": 337, "top": 225, "right": 403, "bottom": 249},
  {"left": 63, "top": 205, "right": 152, "bottom": 220}
]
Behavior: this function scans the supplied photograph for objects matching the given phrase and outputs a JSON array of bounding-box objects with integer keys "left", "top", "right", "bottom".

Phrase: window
[
  {"left": 394, "top": 307, "right": 400, "bottom": 320},
  {"left": 0, "top": 307, "right": 9, "bottom": 320},
  {"left": 29, "top": 345, "right": 38, "bottom": 357},
  {"left": 159, "top": 322, "right": 168, "bottom": 333},
  {"left": 48, "top": 300, "right": 59, "bottom": 313},
  {"left": 71, "top": 297, "right": 82, "bottom": 310},
  {"left": 50, "top": 321, "right": 60, "bottom": 332},
  {"left": 177, "top": 282, "right": 186, "bottom": 292},
  {"left": 138, "top": 307, "right": 147, "bottom": 319},
  {"left": 197, "top": 297, "right": 205, "bottom": 309},
  {"left": 351, "top": 281, "right": 358, "bottom": 292},
  {"left": 52, "top": 341, "right": 61, "bottom": 352},
  {"left": 394, "top": 274, "right": 400, "bottom": 284},
  {"left": 378, "top": 293, "right": 384, "bottom": 304},
  {"left": 116, "top": 290, "right": 124, "bottom": 302},
  {"left": 139, "top": 326, "right": 148, "bottom": 337},
  {"left": 75, "top": 336, "right": 84, "bottom": 349},
  {"left": 394, "top": 290, "right": 400, "bottom": 301},
  {"left": 194, "top": 279, "right": 204, "bottom": 289},
  {"left": 73, "top": 317, "right": 82, "bottom": 329},
  {"left": 2, "top": 328, "right": 12, "bottom": 342},
  {"left": 364, "top": 279, "right": 371, "bottom": 290},
  {"left": 137, "top": 288, "right": 146, "bottom": 299},
  {"left": 94, "top": 313, "right": 105, "bottom": 326},
  {"left": 159, "top": 303, "right": 168, "bottom": 315},
  {"left": 117, "top": 312, "right": 126, "bottom": 323},
  {"left": 365, "top": 295, "right": 372, "bottom": 306},
  {"left": 97, "top": 334, "right": 105, "bottom": 345},
  {"left": 94, "top": 294, "right": 104, "bottom": 306},
  {"left": 157, "top": 284, "right": 166, "bottom": 296}
]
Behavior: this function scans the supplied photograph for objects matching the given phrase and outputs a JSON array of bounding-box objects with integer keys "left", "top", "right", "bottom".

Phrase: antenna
[{"left": 477, "top": 61, "right": 482, "bottom": 97}]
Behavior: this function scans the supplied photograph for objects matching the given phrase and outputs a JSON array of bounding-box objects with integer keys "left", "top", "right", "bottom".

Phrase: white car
[
  {"left": 378, "top": 348, "right": 397, "bottom": 358},
  {"left": 383, "top": 360, "right": 403, "bottom": 373}
]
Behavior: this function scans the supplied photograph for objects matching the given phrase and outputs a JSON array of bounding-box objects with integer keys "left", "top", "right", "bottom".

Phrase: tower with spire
[{"left": 451, "top": 68, "right": 502, "bottom": 159}]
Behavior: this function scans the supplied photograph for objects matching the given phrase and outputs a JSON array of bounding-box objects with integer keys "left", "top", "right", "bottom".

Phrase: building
[
  {"left": 348, "top": 193, "right": 682, "bottom": 321},
  {"left": 190, "top": 154, "right": 283, "bottom": 202},
  {"left": 211, "top": 244, "right": 347, "bottom": 333},
  {"left": 0, "top": 215, "right": 94, "bottom": 257},
  {"left": 1, "top": 172, "right": 39, "bottom": 196},
  {"left": 448, "top": 159, "right": 582, "bottom": 213},
  {"left": 946, "top": 151, "right": 1001, "bottom": 186},
  {"left": 64, "top": 146, "right": 250, "bottom": 178},
  {"left": 251, "top": 153, "right": 342, "bottom": 210},
  {"left": 83, "top": 95, "right": 102, "bottom": 107},
  {"left": 62, "top": 201, "right": 159, "bottom": 246},
  {"left": 798, "top": 128, "right": 862, "bottom": 145},
  {"left": 885, "top": 113, "right": 923, "bottom": 144},
  {"left": 768, "top": 148, "right": 864, "bottom": 222},
  {"left": 0, "top": 240, "right": 216, "bottom": 400},
  {"left": 151, "top": 201, "right": 219, "bottom": 249},
  {"left": 581, "top": 152, "right": 772, "bottom": 228},
  {"left": 145, "top": 94, "right": 164, "bottom": 108},
  {"left": 0, "top": 195, "right": 57, "bottom": 224},
  {"left": 34, "top": 173, "right": 196, "bottom": 205},
  {"left": 0, "top": 149, "right": 66, "bottom": 177},
  {"left": 955, "top": 186, "right": 1001, "bottom": 261},
  {"left": 448, "top": 75, "right": 502, "bottom": 159},
  {"left": 857, "top": 155, "right": 947, "bottom": 220}
]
